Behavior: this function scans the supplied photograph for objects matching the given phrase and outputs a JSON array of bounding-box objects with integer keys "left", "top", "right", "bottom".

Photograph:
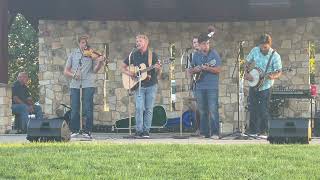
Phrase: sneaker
[
  {"left": 135, "top": 132, "right": 143, "bottom": 138},
  {"left": 82, "top": 132, "right": 92, "bottom": 139},
  {"left": 199, "top": 134, "right": 210, "bottom": 139},
  {"left": 71, "top": 132, "right": 79, "bottom": 138},
  {"left": 190, "top": 129, "right": 201, "bottom": 137},
  {"left": 257, "top": 133, "right": 268, "bottom": 139},
  {"left": 210, "top": 135, "right": 220, "bottom": 140},
  {"left": 142, "top": 132, "right": 150, "bottom": 138}
]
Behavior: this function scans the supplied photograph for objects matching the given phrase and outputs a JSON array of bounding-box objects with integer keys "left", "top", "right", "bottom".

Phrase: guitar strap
[
  {"left": 264, "top": 50, "right": 275, "bottom": 75},
  {"left": 255, "top": 50, "right": 275, "bottom": 90},
  {"left": 147, "top": 49, "right": 153, "bottom": 80},
  {"left": 148, "top": 49, "right": 152, "bottom": 67}
]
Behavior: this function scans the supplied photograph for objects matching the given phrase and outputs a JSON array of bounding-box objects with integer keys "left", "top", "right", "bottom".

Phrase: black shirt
[
  {"left": 124, "top": 49, "right": 159, "bottom": 87},
  {"left": 12, "top": 81, "right": 31, "bottom": 104}
]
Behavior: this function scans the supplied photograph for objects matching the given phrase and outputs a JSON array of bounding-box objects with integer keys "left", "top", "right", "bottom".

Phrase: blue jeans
[
  {"left": 134, "top": 84, "right": 157, "bottom": 133},
  {"left": 248, "top": 88, "right": 271, "bottom": 134},
  {"left": 12, "top": 104, "right": 43, "bottom": 131},
  {"left": 70, "top": 87, "right": 94, "bottom": 132},
  {"left": 195, "top": 89, "right": 219, "bottom": 136}
]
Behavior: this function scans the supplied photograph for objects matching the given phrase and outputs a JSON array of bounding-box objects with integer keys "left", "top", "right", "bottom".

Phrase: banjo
[{"left": 248, "top": 67, "right": 292, "bottom": 88}]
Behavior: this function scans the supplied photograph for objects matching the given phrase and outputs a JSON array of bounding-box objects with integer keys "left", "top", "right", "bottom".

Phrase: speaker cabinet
[
  {"left": 268, "top": 118, "right": 311, "bottom": 144},
  {"left": 27, "top": 118, "right": 71, "bottom": 142}
]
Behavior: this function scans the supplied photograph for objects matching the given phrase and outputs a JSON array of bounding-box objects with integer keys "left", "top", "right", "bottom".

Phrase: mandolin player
[
  {"left": 244, "top": 34, "right": 282, "bottom": 136},
  {"left": 120, "top": 34, "right": 161, "bottom": 138},
  {"left": 188, "top": 29, "right": 222, "bottom": 139}
]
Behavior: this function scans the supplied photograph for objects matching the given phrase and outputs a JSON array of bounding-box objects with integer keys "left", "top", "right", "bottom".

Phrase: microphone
[
  {"left": 207, "top": 25, "right": 215, "bottom": 38},
  {"left": 131, "top": 45, "right": 138, "bottom": 53},
  {"left": 239, "top": 41, "right": 245, "bottom": 60},
  {"left": 208, "top": 31, "right": 215, "bottom": 38}
]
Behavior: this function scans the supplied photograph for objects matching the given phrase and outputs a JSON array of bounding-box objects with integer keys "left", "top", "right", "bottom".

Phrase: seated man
[{"left": 11, "top": 72, "right": 43, "bottom": 132}]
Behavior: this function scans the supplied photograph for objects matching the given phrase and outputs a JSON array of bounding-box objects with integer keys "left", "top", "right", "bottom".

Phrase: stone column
[
  {"left": 0, "top": 83, "right": 12, "bottom": 133},
  {"left": 0, "top": 0, "right": 9, "bottom": 84}
]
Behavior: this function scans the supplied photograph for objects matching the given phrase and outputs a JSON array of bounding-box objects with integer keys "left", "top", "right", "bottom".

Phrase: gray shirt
[{"left": 66, "top": 48, "right": 96, "bottom": 88}]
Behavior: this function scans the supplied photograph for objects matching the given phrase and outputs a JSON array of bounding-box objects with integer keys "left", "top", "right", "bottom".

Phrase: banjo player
[{"left": 244, "top": 34, "right": 282, "bottom": 135}]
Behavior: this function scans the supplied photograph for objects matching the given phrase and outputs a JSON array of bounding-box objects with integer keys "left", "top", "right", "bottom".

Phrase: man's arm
[
  {"left": 12, "top": 96, "right": 24, "bottom": 104},
  {"left": 64, "top": 54, "right": 74, "bottom": 78},
  {"left": 244, "top": 48, "right": 255, "bottom": 81},
  {"left": 202, "top": 50, "right": 222, "bottom": 74},
  {"left": 269, "top": 53, "right": 282, "bottom": 80},
  {"left": 269, "top": 71, "right": 282, "bottom": 80},
  {"left": 120, "top": 62, "right": 135, "bottom": 77},
  {"left": 202, "top": 66, "right": 222, "bottom": 74},
  {"left": 244, "top": 62, "right": 254, "bottom": 81},
  {"left": 93, "top": 56, "right": 104, "bottom": 73}
]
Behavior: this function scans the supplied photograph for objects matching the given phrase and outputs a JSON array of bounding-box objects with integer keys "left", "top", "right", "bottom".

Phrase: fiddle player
[{"left": 64, "top": 35, "right": 104, "bottom": 138}]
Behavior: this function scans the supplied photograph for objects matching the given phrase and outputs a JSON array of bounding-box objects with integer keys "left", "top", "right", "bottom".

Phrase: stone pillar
[
  {"left": 0, "top": 0, "right": 9, "bottom": 84},
  {"left": 0, "top": 83, "right": 12, "bottom": 133}
]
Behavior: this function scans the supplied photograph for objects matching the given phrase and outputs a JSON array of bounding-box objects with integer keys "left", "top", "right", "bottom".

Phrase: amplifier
[
  {"left": 268, "top": 118, "right": 311, "bottom": 144},
  {"left": 26, "top": 117, "right": 71, "bottom": 142}
]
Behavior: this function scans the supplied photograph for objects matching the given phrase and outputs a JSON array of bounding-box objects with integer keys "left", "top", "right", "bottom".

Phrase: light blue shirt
[
  {"left": 246, "top": 47, "right": 282, "bottom": 91},
  {"left": 191, "top": 49, "right": 221, "bottom": 90}
]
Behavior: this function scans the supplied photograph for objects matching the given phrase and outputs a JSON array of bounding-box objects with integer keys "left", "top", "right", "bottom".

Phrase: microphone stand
[
  {"left": 73, "top": 47, "right": 84, "bottom": 137},
  {"left": 124, "top": 48, "right": 136, "bottom": 139},
  {"left": 186, "top": 49, "right": 200, "bottom": 136},
  {"left": 173, "top": 48, "right": 189, "bottom": 139},
  {"left": 220, "top": 41, "right": 258, "bottom": 139}
]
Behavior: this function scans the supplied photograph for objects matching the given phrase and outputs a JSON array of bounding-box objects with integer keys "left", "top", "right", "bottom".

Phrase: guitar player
[
  {"left": 189, "top": 31, "right": 222, "bottom": 139},
  {"left": 244, "top": 34, "right": 282, "bottom": 136},
  {"left": 120, "top": 34, "right": 162, "bottom": 138}
]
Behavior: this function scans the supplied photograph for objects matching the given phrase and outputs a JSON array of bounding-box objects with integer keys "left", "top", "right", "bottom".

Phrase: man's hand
[
  {"left": 201, "top": 65, "right": 211, "bottom": 72},
  {"left": 28, "top": 105, "right": 34, "bottom": 113},
  {"left": 96, "top": 56, "right": 105, "bottom": 63},
  {"left": 268, "top": 74, "right": 278, "bottom": 80},
  {"left": 26, "top": 97, "right": 33, "bottom": 106},
  {"left": 73, "top": 71, "right": 81, "bottom": 80},
  {"left": 244, "top": 73, "right": 253, "bottom": 81},
  {"left": 190, "top": 66, "right": 202, "bottom": 74},
  {"left": 154, "top": 61, "right": 162, "bottom": 71},
  {"left": 127, "top": 70, "right": 136, "bottom": 78},
  {"left": 268, "top": 71, "right": 282, "bottom": 80}
]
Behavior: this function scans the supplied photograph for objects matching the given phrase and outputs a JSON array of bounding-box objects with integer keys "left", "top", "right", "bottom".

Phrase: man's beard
[
  {"left": 260, "top": 49, "right": 268, "bottom": 55},
  {"left": 202, "top": 49, "right": 209, "bottom": 54}
]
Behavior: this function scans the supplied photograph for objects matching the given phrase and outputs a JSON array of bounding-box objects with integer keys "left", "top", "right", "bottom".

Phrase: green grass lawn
[{"left": 0, "top": 143, "right": 319, "bottom": 179}]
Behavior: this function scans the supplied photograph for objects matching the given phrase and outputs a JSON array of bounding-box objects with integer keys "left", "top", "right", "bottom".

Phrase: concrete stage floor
[{"left": 0, "top": 133, "right": 319, "bottom": 144}]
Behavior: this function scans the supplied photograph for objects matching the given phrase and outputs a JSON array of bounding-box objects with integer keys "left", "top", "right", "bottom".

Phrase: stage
[{"left": 1, "top": 133, "right": 319, "bottom": 144}]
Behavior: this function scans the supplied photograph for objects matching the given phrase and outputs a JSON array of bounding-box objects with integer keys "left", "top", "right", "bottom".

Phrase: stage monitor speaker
[
  {"left": 313, "top": 111, "right": 320, "bottom": 137},
  {"left": 268, "top": 118, "right": 311, "bottom": 144},
  {"left": 26, "top": 117, "right": 71, "bottom": 142}
]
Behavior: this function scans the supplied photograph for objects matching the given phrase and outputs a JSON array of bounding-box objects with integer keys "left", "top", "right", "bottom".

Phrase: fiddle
[{"left": 83, "top": 46, "right": 104, "bottom": 60}]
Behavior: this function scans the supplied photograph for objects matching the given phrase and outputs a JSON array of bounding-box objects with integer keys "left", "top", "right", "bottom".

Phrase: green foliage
[
  {"left": 0, "top": 143, "right": 319, "bottom": 179},
  {"left": 8, "top": 14, "right": 39, "bottom": 101}
]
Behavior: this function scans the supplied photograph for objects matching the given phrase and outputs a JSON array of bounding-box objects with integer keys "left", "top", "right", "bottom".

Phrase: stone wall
[
  {"left": 0, "top": 84, "right": 12, "bottom": 133},
  {"left": 38, "top": 17, "right": 320, "bottom": 133}
]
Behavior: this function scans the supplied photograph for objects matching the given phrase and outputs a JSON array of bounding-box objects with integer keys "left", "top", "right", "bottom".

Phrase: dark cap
[{"left": 198, "top": 32, "right": 210, "bottom": 43}]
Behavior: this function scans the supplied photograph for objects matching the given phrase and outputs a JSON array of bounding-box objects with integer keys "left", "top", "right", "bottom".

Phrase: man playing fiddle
[{"left": 64, "top": 35, "right": 104, "bottom": 138}]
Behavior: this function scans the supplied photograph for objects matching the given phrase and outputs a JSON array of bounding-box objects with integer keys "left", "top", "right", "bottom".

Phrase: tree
[{"left": 8, "top": 14, "right": 39, "bottom": 101}]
